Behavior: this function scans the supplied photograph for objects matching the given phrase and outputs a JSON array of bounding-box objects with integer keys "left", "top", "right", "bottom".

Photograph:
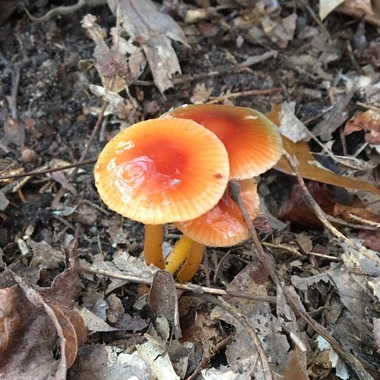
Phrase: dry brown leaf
[
  {"left": 344, "top": 109, "right": 380, "bottom": 144},
  {"left": 107, "top": 0, "right": 187, "bottom": 93},
  {"left": 266, "top": 106, "right": 379, "bottom": 196},
  {"left": 358, "top": 230, "right": 380, "bottom": 252},
  {"left": 261, "top": 13, "right": 297, "bottom": 48},
  {"left": 0, "top": 271, "right": 86, "bottom": 379},
  {"left": 81, "top": 14, "right": 130, "bottom": 92},
  {"left": 283, "top": 349, "right": 309, "bottom": 380},
  {"left": 275, "top": 136, "right": 380, "bottom": 197},
  {"left": 279, "top": 182, "right": 335, "bottom": 227},
  {"left": 149, "top": 271, "right": 181, "bottom": 339}
]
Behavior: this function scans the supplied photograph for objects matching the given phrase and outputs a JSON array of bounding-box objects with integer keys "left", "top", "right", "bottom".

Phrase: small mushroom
[
  {"left": 166, "top": 179, "right": 260, "bottom": 282},
  {"left": 94, "top": 117, "right": 229, "bottom": 268},
  {"left": 162, "top": 104, "right": 283, "bottom": 281}
]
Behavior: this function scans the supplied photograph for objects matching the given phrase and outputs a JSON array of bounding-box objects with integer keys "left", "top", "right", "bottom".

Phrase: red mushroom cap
[
  {"left": 175, "top": 179, "right": 260, "bottom": 247},
  {"left": 163, "top": 104, "right": 283, "bottom": 179},
  {"left": 94, "top": 118, "right": 230, "bottom": 225}
]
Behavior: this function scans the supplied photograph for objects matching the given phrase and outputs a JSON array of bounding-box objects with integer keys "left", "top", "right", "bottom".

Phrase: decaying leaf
[
  {"left": 107, "top": 0, "right": 187, "bottom": 93},
  {"left": 261, "top": 13, "right": 297, "bottom": 48},
  {"left": 81, "top": 14, "right": 130, "bottom": 92},
  {"left": 221, "top": 265, "right": 290, "bottom": 374},
  {"left": 68, "top": 345, "right": 151, "bottom": 380},
  {"left": 278, "top": 101, "right": 310, "bottom": 143},
  {"left": 265, "top": 107, "right": 380, "bottom": 197},
  {"left": 278, "top": 182, "right": 335, "bottom": 227},
  {"left": 319, "top": 0, "right": 346, "bottom": 20},
  {"left": 276, "top": 135, "right": 380, "bottom": 197},
  {"left": 344, "top": 109, "right": 380, "bottom": 145},
  {"left": 136, "top": 336, "right": 180, "bottom": 380},
  {"left": 149, "top": 271, "right": 181, "bottom": 339},
  {"left": 0, "top": 271, "right": 86, "bottom": 379}
]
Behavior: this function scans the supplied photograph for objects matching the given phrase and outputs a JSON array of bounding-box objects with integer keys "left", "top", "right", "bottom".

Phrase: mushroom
[
  {"left": 94, "top": 117, "right": 229, "bottom": 269},
  {"left": 166, "top": 178, "right": 260, "bottom": 282},
  {"left": 162, "top": 104, "right": 283, "bottom": 280},
  {"left": 163, "top": 104, "right": 282, "bottom": 179}
]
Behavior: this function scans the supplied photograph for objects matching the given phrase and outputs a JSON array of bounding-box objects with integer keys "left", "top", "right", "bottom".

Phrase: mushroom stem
[
  {"left": 165, "top": 235, "right": 192, "bottom": 274},
  {"left": 176, "top": 241, "right": 205, "bottom": 283},
  {"left": 144, "top": 224, "right": 165, "bottom": 269}
]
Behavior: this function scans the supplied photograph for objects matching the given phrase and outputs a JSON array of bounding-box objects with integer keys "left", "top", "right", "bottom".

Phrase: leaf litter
[{"left": 2, "top": 0, "right": 380, "bottom": 379}]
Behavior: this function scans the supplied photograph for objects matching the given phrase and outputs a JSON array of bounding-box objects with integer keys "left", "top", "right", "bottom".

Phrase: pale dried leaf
[
  {"left": 136, "top": 337, "right": 180, "bottom": 380},
  {"left": 76, "top": 307, "right": 118, "bottom": 332},
  {"left": 319, "top": 0, "right": 346, "bottom": 20},
  {"left": 0, "top": 191, "right": 9, "bottom": 211},
  {"left": 279, "top": 102, "right": 309, "bottom": 143},
  {"left": 68, "top": 345, "right": 151, "bottom": 380},
  {"left": 108, "top": 0, "right": 187, "bottom": 93}
]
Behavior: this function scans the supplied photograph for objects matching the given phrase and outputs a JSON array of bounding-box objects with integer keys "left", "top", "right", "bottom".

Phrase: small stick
[
  {"left": 79, "top": 264, "right": 276, "bottom": 303},
  {"left": 0, "top": 159, "right": 96, "bottom": 181},
  {"left": 185, "top": 334, "right": 234, "bottom": 380}
]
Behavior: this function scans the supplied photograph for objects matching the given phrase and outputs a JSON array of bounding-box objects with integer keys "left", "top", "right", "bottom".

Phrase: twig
[
  {"left": 10, "top": 67, "right": 20, "bottom": 119},
  {"left": 0, "top": 159, "right": 96, "bottom": 181},
  {"left": 79, "top": 265, "right": 276, "bottom": 303},
  {"left": 208, "top": 88, "right": 280, "bottom": 103},
  {"left": 52, "top": 101, "right": 107, "bottom": 207},
  {"left": 24, "top": 0, "right": 107, "bottom": 22},
  {"left": 282, "top": 151, "right": 380, "bottom": 267},
  {"left": 185, "top": 334, "right": 234, "bottom": 380}
]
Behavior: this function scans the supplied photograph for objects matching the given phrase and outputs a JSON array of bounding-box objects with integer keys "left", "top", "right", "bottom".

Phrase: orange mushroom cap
[
  {"left": 94, "top": 118, "right": 230, "bottom": 225},
  {"left": 175, "top": 179, "right": 260, "bottom": 247},
  {"left": 163, "top": 104, "right": 283, "bottom": 179}
]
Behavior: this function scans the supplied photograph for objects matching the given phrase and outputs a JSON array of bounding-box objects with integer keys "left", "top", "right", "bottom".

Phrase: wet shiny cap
[
  {"left": 163, "top": 104, "right": 283, "bottom": 179},
  {"left": 175, "top": 179, "right": 260, "bottom": 247},
  {"left": 94, "top": 118, "right": 230, "bottom": 225}
]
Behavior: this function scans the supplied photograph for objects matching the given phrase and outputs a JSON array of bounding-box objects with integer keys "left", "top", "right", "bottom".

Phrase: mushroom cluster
[{"left": 94, "top": 104, "right": 283, "bottom": 282}]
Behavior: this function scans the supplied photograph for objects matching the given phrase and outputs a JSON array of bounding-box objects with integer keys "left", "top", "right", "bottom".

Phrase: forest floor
[{"left": 1, "top": 1, "right": 380, "bottom": 379}]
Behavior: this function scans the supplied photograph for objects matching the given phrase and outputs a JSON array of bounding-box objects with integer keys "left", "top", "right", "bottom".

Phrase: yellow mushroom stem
[
  {"left": 165, "top": 235, "right": 192, "bottom": 274},
  {"left": 176, "top": 240, "right": 205, "bottom": 283},
  {"left": 143, "top": 224, "right": 165, "bottom": 269},
  {"left": 165, "top": 235, "right": 206, "bottom": 282}
]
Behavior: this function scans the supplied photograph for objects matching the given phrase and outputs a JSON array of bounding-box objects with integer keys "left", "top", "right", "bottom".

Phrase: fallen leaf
[
  {"left": 0, "top": 191, "right": 9, "bottom": 211},
  {"left": 344, "top": 109, "right": 380, "bottom": 145},
  {"left": 279, "top": 182, "right": 335, "bottom": 227},
  {"left": 276, "top": 135, "right": 380, "bottom": 197},
  {"left": 68, "top": 345, "right": 151, "bottom": 380},
  {"left": 108, "top": 0, "right": 187, "bottom": 93},
  {"left": 2, "top": 117, "right": 25, "bottom": 147},
  {"left": 51, "top": 171, "right": 77, "bottom": 196},
  {"left": 261, "top": 13, "right": 297, "bottom": 48},
  {"left": 149, "top": 271, "right": 181, "bottom": 339},
  {"left": 358, "top": 230, "right": 380, "bottom": 252},
  {"left": 0, "top": 271, "right": 86, "bottom": 379},
  {"left": 278, "top": 101, "right": 310, "bottom": 143},
  {"left": 190, "top": 83, "right": 213, "bottom": 104},
  {"left": 136, "top": 336, "right": 180, "bottom": 380},
  {"left": 266, "top": 106, "right": 380, "bottom": 197},
  {"left": 81, "top": 14, "right": 130, "bottom": 92},
  {"left": 76, "top": 307, "right": 118, "bottom": 333},
  {"left": 319, "top": 0, "right": 346, "bottom": 20}
]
